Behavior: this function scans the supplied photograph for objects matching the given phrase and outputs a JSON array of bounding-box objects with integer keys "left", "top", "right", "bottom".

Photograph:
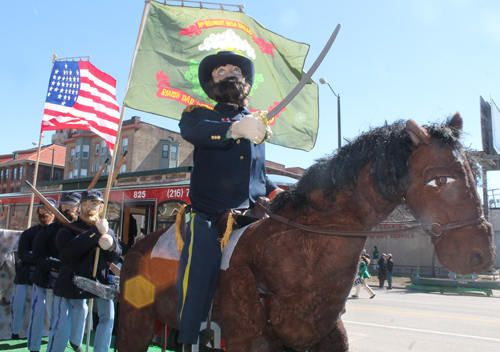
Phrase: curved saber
[{"left": 267, "top": 23, "right": 341, "bottom": 119}]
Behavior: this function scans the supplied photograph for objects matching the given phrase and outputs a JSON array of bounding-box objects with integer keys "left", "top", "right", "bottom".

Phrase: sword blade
[{"left": 267, "top": 23, "right": 341, "bottom": 119}]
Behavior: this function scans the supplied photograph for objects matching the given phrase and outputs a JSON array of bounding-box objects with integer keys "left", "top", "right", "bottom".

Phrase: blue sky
[{"left": 1, "top": 0, "right": 500, "bottom": 195}]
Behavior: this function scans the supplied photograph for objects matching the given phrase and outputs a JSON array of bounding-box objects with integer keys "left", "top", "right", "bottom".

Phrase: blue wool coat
[{"left": 179, "top": 103, "right": 277, "bottom": 214}]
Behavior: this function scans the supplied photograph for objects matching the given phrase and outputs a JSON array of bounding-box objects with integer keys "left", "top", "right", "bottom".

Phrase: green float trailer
[{"left": 406, "top": 276, "right": 500, "bottom": 296}]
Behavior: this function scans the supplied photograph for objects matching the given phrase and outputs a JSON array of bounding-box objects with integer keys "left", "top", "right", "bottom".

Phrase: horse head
[{"left": 404, "top": 113, "right": 495, "bottom": 274}]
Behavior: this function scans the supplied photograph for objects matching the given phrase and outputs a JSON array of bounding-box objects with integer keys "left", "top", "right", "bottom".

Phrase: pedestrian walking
[{"left": 351, "top": 255, "right": 375, "bottom": 299}]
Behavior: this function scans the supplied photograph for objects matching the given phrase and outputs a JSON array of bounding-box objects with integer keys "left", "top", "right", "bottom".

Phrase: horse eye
[{"left": 426, "top": 176, "right": 455, "bottom": 187}]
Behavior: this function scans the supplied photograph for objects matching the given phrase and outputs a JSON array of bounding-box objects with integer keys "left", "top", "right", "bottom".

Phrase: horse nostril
[{"left": 469, "top": 250, "right": 484, "bottom": 268}]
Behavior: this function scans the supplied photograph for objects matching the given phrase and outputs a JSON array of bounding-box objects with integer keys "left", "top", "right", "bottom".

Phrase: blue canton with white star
[{"left": 45, "top": 61, "right": 81, "bottom": 107}]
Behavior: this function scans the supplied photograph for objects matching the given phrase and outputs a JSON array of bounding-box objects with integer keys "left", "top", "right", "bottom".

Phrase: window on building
[
  {"left": 122, "top": 138, "right": 128, "bottom": 153},
  {"left": 70, "top": 149, "right": 75, "bottom": 162},
  {"left": 120, "top": 164, "right": 126, "bottom": 174},
  {"left": 162, "top": 144, "right": 169, "bottom": 158},
  {"left": 69, "top": 171, "right": 73, "bottom": 179},
  {"left": 107, "top": 165, "right": 111, "bottom": 174},
  {"left": 101, "top": 141, "right": 107, "bottom": 155},
  {"left": 13, "top": 152, "right": 18, "bottom": 160},
  {"left": 171, "top": 145, "right": 178, "bottom": 161},
  {"left": 19, "top": 166, "right": 23, "bottom": 180},
  {"left": 42, "top": 167, "right": 51, "bottom": 181},
  {"left": 0, "top": 170, "right": 3, "bottom": 182},
  {"left": 75, "top": 145, "right": 81, "bottom": 159},
  {"left": 82, "top": 145, "right": 90, "bottom": 159},
  {"left": 81, "top": 169, "right": 88, "bottom": 177},
  {"left": 168, "top": 136, "right": 173, "bottom": 141},
  {"left": 95, "top": 143, "right": 99, "bottom": 154},
  {"left": 96, "top": 162, "right": 100, "bottom": 172},
  {"left": 74, "top": 169, "right": 79, "bottom": 178},
  {"left": 92, "top": 163, "right": 96, "bottom": 173},
  {"left": 15, "top": 187, "right": 20, "bottom": 193},
  {"left": 53, "top": 170, "right": 63, "bottom": 181},
  {"left": 9, "top": 188, "right": 13, "bottom": 193},
  {"left": 5, "top": 169, "right": 9, "bottom": 181},
  {"left": 13, "top": 168, "right": 17, "bottom": 180}
]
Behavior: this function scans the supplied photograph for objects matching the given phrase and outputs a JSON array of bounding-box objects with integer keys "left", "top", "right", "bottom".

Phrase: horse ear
[
  {"left": 447, "top": 112, "right": 463, "bottom": 131},
  {"left": 406, "top": 119, "right": 431, "bottom": 146}
]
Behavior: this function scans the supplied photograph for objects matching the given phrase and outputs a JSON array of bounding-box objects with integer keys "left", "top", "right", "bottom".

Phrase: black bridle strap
[{"left": 255, "top": 203, "right": 485, "bottom": 238}]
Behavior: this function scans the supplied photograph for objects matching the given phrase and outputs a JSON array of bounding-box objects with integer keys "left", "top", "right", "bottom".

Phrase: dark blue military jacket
[
  {"left": 54, "top": 219, "right": 121, "bottom": 299},
  {"left": 14, "top": 224, "right": 42, "bottom": 285},
  {"left": 179, "top": 103, "right": 277, "bottom": 215},
  {"left": 32, "top": 222, "right": 62, "bottom": 288}
]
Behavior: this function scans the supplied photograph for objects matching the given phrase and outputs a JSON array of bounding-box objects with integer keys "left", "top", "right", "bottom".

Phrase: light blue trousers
[
  {"left": 47, "top": 296, "right": 114, "bottom": 352},
  {"left": 47, "top": 296, "right": 88, "bottom": 352},
  {"left": 11, "top": 284, "right": 30, "bottom": 335},
  {"left": 27, "top": 285, "right": 54, "bottom": 351}
]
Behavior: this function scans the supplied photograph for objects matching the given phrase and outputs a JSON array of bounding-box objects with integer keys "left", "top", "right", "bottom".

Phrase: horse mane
[{"left": 270, "top": 118, "right": 466, "bottom": 214}]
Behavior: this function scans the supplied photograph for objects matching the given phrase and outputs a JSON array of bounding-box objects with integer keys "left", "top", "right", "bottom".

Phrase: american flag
[{"left": 41, "top": 61, "right": 120, "bottom": 155}]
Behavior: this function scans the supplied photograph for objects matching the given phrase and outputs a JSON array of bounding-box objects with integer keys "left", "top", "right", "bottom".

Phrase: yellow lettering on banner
[
  {"left": 161, "top": 89, "right": 180, "bottom": 99},
  {"left": 197, "top": 21, "right": 205, "bottom": 29}
]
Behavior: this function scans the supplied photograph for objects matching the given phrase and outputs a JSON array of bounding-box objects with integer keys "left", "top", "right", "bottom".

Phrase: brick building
[
  {"left": 61, "top": 116, "right": 194, "bottom": 179},
  {"left": 0, "top": 144, "right": 66, "bottom": 194}
]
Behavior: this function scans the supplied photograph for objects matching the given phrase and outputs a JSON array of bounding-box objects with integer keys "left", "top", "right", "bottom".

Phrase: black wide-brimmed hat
[
  {"left": 82, "top": 190, "right": 104, "bottom": 202},
  {"left": 198, "top": 51, "right": 254, "bottom": 96}
]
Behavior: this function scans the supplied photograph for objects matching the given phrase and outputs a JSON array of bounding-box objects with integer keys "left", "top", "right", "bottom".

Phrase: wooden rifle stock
[
  {"left": 110, "top": 151, "right": 128, "bottom": 186},
  {"left": 25, "top": 181, "right": 83, "bottom": 233},
  {"left": 87, "top": 157, "right": 109, "bottom": 191}
]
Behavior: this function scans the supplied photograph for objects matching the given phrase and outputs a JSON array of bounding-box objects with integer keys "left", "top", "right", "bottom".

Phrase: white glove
[
  {"left": 231, "top": 113, "right": 266, "bottom": 143},
  {"left": 98, "top": 234, "right": 113, "bottom": 250},
  {"left": 96, "top": 219, "right": 109, "bottom": 235}
]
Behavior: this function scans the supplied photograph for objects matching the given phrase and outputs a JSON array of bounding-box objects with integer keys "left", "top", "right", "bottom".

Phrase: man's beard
[
  {"left": 38, "top": 212, "right": 54, "bottom": 226},
  {"left": 62, "top": 209, "right": 78, "bottom": 222},
  {"left": 206, "top": 77, "right": 251, "bottom": 107},
  {"left": 80, "top": 210, "right": 100, "bottom": 226}
]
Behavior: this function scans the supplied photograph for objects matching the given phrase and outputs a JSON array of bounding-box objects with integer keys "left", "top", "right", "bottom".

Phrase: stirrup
[{"left": 183, "top": 321, "right": 222, "bottom": 352}]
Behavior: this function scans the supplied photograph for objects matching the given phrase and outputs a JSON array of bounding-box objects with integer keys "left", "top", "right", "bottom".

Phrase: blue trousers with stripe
[
  {"left": 176, "top": 213, "right": 222, "bottom": 344},
  {"left": 27, "top": 285, "right": 54, "bottom": 351},
  {"left": 47, "top": 296, "right": 87, "bottom": 352},
  {"left": 11, "top": 284, "right": 30, "bottom": 335}
]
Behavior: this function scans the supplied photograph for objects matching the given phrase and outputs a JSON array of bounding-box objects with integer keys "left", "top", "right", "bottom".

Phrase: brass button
[
  {"left": 211, "top": 135, "right": 221, "bottom": 140},
  {"left": 240, "top": 156, "right": 244, "bottom": 160},
  {"left": 236, "top": 139, "right": 240, "bottom": 144}
]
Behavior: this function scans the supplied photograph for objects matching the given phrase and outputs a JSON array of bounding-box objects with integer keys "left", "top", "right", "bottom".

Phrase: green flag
[{"left": 124, "top": 1, "right": 319, "bottom": 151}]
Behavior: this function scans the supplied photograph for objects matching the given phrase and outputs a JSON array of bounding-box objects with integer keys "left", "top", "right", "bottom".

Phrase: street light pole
[{"left": 319, "top": 78, "right": 341, "bottom": 149}]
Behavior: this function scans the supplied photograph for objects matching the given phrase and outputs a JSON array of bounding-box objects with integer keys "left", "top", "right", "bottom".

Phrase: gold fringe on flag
[
  {"left": 175, "top": 204, "right": 187, "bottom": 254},
  {"left": 219, "top": 212, "right": 236, "bottom": 251}
]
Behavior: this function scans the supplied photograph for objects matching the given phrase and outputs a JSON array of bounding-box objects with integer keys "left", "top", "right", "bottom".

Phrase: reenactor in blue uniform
[
  {"left": 176, "top": 51, "right": 279, "bottom": 350},
  {"left": 11, "top": 198, "right": 56, "bottom": 341},
  {"left": 47, "top": 191, "right": 121, "bottom": 352},
  {"left": 27, "top": 192, "right": 81, "bottom": 352}
]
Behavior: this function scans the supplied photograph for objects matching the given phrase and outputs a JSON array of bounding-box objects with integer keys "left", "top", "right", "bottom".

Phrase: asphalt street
[{"left": 343, "top": 286, "right": 500, "bottom": 352}]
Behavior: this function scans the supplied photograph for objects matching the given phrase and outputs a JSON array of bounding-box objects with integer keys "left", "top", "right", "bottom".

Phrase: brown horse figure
[{"left": 117, "top": 114, "right": 495, "bottom": 352}]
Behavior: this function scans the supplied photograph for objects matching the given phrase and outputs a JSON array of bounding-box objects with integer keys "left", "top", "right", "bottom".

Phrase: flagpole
[
  {"left": 26, "top": 133, "right": 43, "bottom": 228},
  {"left": 27, "top": 54, "right": 58, "bottom": 229},
  {"left": 85, "top": 105, "right": 126, "bottom": 352}
]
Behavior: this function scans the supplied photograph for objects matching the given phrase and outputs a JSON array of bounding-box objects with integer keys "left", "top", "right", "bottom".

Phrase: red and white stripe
[{"left": 42, "top": 61, "right": 120, "bottom": 155}]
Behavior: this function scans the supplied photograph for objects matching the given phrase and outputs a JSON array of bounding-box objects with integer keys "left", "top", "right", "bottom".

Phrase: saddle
[{"left": 175, "top": 197, "right": 270, "bottom": 253}]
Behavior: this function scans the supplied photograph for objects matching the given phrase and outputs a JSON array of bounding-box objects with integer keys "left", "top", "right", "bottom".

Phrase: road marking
[
  {"left": 343, "top": 320, "right": 500, "bottom": 342},
  {"left": 346, "top": 305, "right": 500, "bottom": 324}
]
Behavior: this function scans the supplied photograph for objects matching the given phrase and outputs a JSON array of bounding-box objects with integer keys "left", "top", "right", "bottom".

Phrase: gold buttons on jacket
[
  {"left": 236, "top": 140, "right": 241, "bottom": 144},
  {"left": 240, "top": 156, "right": 244, "bottom": 160},
  {"left": 211, "top": 135, "right": 221, "bottom": 140}
]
